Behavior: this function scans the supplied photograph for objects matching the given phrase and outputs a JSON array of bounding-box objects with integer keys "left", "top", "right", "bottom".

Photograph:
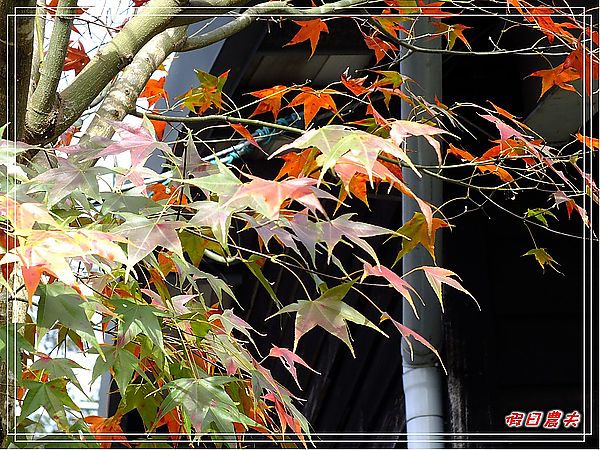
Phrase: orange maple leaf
[
  {"left": 230, "top": 123, "right": 260, "bottom": 148},
  {"left": 148, "top": 183, "right": 188, "bottom": 205},
  {"left": 249, "top": 85, "right": 288, "bottom": 119},
  {"left": 363, "top": 33, "right": 398, "bottom": 63},
  {"left": 286, "top": 87, "right": 338, "bottom": 127},
  {"left": 448, "top": 144, "right": 514, "bottom": 183},
  {"left": 84, "top": 415, "right": 129, "bottom": 448},
  {"left": 276, "top": 148, "right": 319, "bottom": 180},
  {"left": 575, "top": 131, "right": 599, "bottom": 151},
  {"left": 140, "top": 77, "right": 168, "bottom": 107},
  {"left": 529, "top": 62, "right": 580, "bottom": 98},
  {"left": 284, "top": 19, "right": 329, "bottom": 58},
  {"left": 341, "top": 72, "right": 370, "bottom": 96}
]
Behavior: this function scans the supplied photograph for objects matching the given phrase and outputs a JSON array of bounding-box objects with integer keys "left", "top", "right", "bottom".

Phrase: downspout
[{"left": 400, "top": 9, "right": 445, "bottom": 450}]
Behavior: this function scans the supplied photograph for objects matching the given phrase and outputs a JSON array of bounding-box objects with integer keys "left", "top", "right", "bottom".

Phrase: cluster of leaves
[{"left": 0, "top": 0, "right": 597, "bottom": 447}]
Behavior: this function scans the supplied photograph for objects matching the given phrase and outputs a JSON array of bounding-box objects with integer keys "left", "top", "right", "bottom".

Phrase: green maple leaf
[
  {"left": 523, "top": 247, "right": 561, "bottom": 273},
  {"left": 31, "top": 357, "right": 85, "bottom": 394},
  {"left": 158, "top": 377, "right": 254, "bottom": 436},
  {"left": 178, "top": 70, "right": 229, "bottom": 114},
  {"left": 269, "top": 282, "right": 386, "bottom": 356},
  {"left": 28, "top": 158, "right": 109, "bottom": 206},
  {"left": 180, "top": 156, "right": 241, "bottom": 196},
  {"left": 90, "top": 345, "right": 140, "bottom": 396},
  {"left": 0, "top": 323, "right": 34, "bottom": 380},
  {"left": 109, "top": 297, "right": 169, "bottom": 352},
  {"left": 37, "top": 283, "right": 103, "bottom": 357},
  {"left": 19, "top": 379, "right": 80, "bottom": 431},
  {"left": 119, "top": 383, "right": 161, "bottom": 430}
]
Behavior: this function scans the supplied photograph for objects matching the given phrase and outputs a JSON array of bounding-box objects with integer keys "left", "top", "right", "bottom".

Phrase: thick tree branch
[
  {"left": 29, "top": 0, "right": 47, "bottom": 92},
  {"left": 23, "top": 0, "right": 251, "bottom": 144},
  {"left": 0, "top": 0, "right": 36, "bottom": 140},
  {"left": 24, "top": 0, "right": 76, "bottom": 141},
  {"left": 83, "top": 26, "right": 189, "bottom": 144}
]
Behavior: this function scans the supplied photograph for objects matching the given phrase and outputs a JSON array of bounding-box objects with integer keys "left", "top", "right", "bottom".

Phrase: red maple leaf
[{"left": 63, "top": 41, "right": 90, "bottom": 74}]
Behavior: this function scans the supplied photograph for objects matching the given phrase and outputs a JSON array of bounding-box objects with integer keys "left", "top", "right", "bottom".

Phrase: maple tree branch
[
  {"left": 29, "top": 0, "right": 47, "bottom": 92},
  {"left": 179, "top": 1, "right": 288, "bottom": 52},
  {"left": 0, "top": 0, "right": 36, "bottom": 140},
  {"left": 131, "top": 109, "right": 305, "bottom": 135},
  {"left": 179, "top": 0, "right": 371, "bottom": 52},
  {"left": 22, "top": 0, "right": 254, "bottom": 144},
  {"left": 25, "top": 0, "right": 76, "bottom": 141},
  {"left": 83, "top": 26, "right": 189, "bottom": 146}
]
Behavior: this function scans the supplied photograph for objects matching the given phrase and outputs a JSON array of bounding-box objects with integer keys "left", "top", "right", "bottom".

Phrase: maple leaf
[
  {"left": 268, "top": 346, "right": 319, "bottom": 389},
  {"left": 159, "top": 378, "right": 256, "bottom": 435},
  {"left": 529, "top": 63, "right": 580, "bottom": 98},
  {"left": 284, "top": 19, "right": 329, "bottom": 58},
  {"left": 447, "top": 144, "right": 514, "bottom": 183},
  {"left": 363, "top": 32, "right": 398, "bottom": 63},
  {"left": 553, "top": 190, "right": 589, "bottom": 226},
  {"left": 276, "top": 148, "right": 319, "bottom": 180},
  {"left": 189, "top": 200, "right": 236, "bottom": 248},
  {"left": 148, "top": 183, "right": 188, "bottom": 205},
  {"left": 37, "top": 283, "right": 104, "bottom": 355},
  {"left": 362, "top": 262, "right": 421, "bottom": 319},
  {"left": 286, "top": 87, "right": 338, "bottom": 128},
  {"left": 392, "top": 212, "right": 449, "bottom": 264},
  {"left": 182, "top": 156, "right": 241, "bottom": 196},
  {"left": 269, "top": 282, "right": 386, "bottom": 356},
  {"left": 226, "top": 176, "right": 329, "bottom": 220},
  {"left": 149, "top": 114, "right": 167, "bottom": 140},
  {"left": 575, "top": 131, "right": 599, "bottom": 151},
  {"left": 523, "top": 248, "right": 560, "bottom": 273},
  {"left": 274, "top": 125, "right": 419, "bottom": 184},
  {"left": 178, "top": 69, "right": 229, "bottom": 114},
  {"left": 0, "top": 194, "right": 58, "bottom": 234},
  {"left": 337, "top": 172, "right": 369, "bottom": 206},
  {"left": 371, "top": 70, "right": 406, "bottom": 89},
  {"left": 390, "top": 119, "right": 453, "bottom": 164},
  {"left": 28, "top": 157, "right": 108, "bottom": 206},
  {"left": 478, "top": 114, "right": 527, "bottom": 143},
  {"left": 249, "top": 85, "right": 288, "bottom": 120},
  {"left": 140, "top": 76, "right": 168, "bottom": 107},
  {"left": 109, "top": 297, "right": 168, "bottom": 351},
  {"left": 380, "top": 312, "right": 446, "bottom": 373},
  {"left": 19, "top": 378, "right": 79, "bottom": 431},
  {"left": 318, "top": 213, "right": 391, "bottom": 264},
  {"left": 526, "top": 208, "right": 557, "bottom": 227},
  {"left": 341, "top": 71, "right": 370, "bottom": 96},
  {"left": 31, "top": 356, "right": 84, "bottom": 393},
  {"left": 230, "top": 123, "right": 260, "bottom": 148},
  {"left": 419, "top": 266, "right": 477, "bottom": 312},
  {"left": 84, "top": 415, "right": 129, "bottom": 448},
  {"left": 63, "top": 41, "right": 90, "bottom": 74},
  {"left": 94, "top": 120, "right": 170, "bottom": 166},
  {"left": 432, "top": 21, "right": 472, "bottom": 50},
  {"left": 112, "top": 214, "right": 184, "bottom": 272},
  {"left": 3, "top": 229, "right": 127, "bottom": 302}
]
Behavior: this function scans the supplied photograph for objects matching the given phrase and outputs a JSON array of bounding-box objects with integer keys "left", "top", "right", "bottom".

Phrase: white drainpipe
[{"left": 400, "top": 8, "right": 445, "bottom": 449}]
